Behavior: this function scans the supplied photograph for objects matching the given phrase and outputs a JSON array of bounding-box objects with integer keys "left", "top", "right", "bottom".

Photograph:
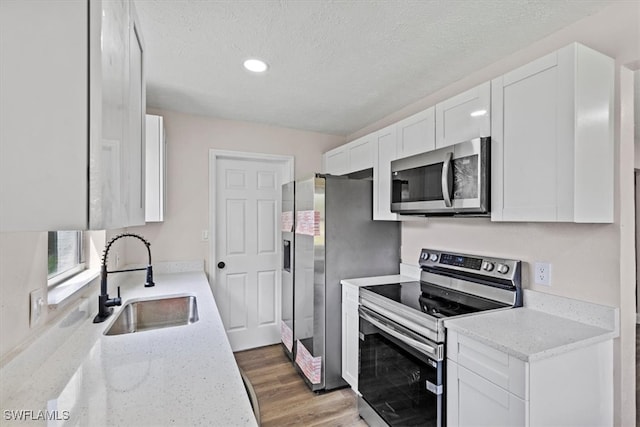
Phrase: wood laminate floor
[
  {"left": 235, "top": 344, "right": 367, "bottom": 427},
  {"left": 238, "top": 334, "right": 640, "bottom": 426}
]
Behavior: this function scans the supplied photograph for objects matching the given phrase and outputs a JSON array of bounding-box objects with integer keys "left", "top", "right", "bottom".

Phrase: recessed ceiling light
[{"left": 243, "top": 58, "right": 268, "bottom": 73}]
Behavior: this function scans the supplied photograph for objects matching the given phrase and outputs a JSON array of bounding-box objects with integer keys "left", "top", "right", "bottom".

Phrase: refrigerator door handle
[{"left": 283, "top": 239, "right": 291, "bottom": 272}]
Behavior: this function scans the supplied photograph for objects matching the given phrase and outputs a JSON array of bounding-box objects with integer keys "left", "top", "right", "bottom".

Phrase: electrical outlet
[
  {"left": 534, "top": 262, "right": 551, "bottom": 286},
  {"left": 201, "top": 230, "right": 209, "bottom": 242},
  {"left": 30, "top": 289, "right": 45, "bottom": 327}
]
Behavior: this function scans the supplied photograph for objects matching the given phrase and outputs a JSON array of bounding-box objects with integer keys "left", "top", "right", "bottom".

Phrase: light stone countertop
[
  {"left": 444, "top": 307, "right": 618, "bottom": 362},
  {"left": 0, "top": 268, "right": 257, "bottom": 426}
]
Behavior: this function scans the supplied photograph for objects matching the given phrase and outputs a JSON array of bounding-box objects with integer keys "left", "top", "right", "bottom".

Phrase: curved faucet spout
[
  {"left": 102, "top": 232, "right": 153, "bottom": 269},
  {"left": 93, "top": 233, "right": 155, "bottom": 324}
]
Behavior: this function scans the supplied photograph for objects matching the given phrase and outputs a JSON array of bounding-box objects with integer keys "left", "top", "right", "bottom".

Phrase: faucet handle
[{"left": 113, "top": 286, "right": 122, "bottom": 306}]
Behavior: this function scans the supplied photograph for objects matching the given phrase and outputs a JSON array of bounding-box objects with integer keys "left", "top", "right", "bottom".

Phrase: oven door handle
[
  {"left": 359, "top": 307, "right": 440, "bottom": 360},
  {"left": 441, "top": 151, "right": 453, "bottom": 207}
]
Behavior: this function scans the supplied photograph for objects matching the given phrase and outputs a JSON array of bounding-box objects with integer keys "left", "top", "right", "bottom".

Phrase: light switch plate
[{"left": 30, "top": 289, "right": 45, "bottom": 327}]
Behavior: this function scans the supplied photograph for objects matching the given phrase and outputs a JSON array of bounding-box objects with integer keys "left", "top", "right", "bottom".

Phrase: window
[{"left": 47, "top": 231, "right": 85, "bottom": 286}]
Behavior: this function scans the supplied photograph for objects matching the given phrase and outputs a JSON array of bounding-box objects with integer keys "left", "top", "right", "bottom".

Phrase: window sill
[{"left": 47, "top": 268, "right": 100, "bottom": 308}]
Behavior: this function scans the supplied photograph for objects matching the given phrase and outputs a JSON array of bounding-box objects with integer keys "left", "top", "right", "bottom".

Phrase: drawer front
[
  {"left": 448, "top": 362, "right": 526, "bottom": 427},
  {"left": 448, "top": 331, "right": 527, "bottom": 399}
]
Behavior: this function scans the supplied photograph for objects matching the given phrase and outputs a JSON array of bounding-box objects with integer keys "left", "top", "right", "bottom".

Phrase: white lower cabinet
[
  {"left": 447, "top": 330, "right": 613, "bottom": 427},
  {"left": 448, "top": 363, "right": 525, "bottom": 427},
  {"left": 341, "top": 283, "right": 359, "bottom": 391}
]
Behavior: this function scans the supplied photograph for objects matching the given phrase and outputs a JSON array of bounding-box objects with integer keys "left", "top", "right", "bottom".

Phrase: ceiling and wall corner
[{"left": 134, "top": 0, "right": 613, "bottom": 136}]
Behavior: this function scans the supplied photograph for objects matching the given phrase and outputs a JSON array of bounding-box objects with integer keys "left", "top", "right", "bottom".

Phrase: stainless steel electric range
[{"left": 357, "top": 248, "right": 522, "bottom": 427}]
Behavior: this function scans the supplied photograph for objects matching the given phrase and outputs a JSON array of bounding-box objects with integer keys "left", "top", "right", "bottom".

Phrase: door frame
[{"left": 208, "top": 150, "right": 294, "bottom": 295}]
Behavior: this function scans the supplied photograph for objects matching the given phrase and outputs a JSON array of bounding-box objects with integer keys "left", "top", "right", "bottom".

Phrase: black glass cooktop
[{"left": 363, "top": 281, "right": 508, "bottom": 318}]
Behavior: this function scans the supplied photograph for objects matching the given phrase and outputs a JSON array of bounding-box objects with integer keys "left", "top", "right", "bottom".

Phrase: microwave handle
[{"left": 441, "top": 151, "right": 453, "bottom": 207}]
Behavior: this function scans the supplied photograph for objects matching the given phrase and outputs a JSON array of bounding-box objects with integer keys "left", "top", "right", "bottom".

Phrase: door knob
[{"left": 217, "top": 261, "right": 226, "bottom": 269}]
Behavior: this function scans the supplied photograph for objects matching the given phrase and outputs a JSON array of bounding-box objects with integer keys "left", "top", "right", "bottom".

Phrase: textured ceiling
[{"left": 135, "top": 0, "right": 613, "bottom": 136}]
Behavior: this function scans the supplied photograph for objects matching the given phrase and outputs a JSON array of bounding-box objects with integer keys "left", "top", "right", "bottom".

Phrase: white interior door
[{"left": 214, "top": 155, "right": 288, "bottom": 351}]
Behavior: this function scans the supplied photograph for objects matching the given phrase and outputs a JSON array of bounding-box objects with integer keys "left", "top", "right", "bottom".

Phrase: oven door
[
  {"left": 390, "top": 137, "right": 489, "bottom": 215},
  {"left": 358, "top": 306, "right": 444, "bottom": 427}
]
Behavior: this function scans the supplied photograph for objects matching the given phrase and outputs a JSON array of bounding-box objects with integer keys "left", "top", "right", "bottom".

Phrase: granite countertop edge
[
  {"left": 444, "top": 307, "right": 619, "bottom": 363},
  {"left": 0, "top": 266, "right": 257, "bottom": 426}
]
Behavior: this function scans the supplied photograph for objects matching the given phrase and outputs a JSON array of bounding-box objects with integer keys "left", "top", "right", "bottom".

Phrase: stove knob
[
  {"left": 482, "top": 262, "right": 494, "bottom": 271},
  {"left": 497, "top": 263, "right": 510, "bottom": 274},
  {"left": 429, "top": 253, "right": 438, "bottom": 262},
  {"left": 421, "top": 252, "right": 429, "bottom": 260}
]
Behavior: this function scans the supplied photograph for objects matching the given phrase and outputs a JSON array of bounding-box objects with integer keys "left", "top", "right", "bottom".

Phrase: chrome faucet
[{"left": 93, "top": 232, "right": 155, "bottom": 323}]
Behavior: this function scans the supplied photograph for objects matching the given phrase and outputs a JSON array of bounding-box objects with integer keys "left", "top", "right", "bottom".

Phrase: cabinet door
[
  {"left": 373, "top": 125, "right": 399, "bottom": 221},
  {"left": 0, "top": 0, "right": 88, "bottom": 231},
  {"left": 126, "top": 3, "right": 146, "bottom": 226},
  {"left": 447, "top": 362, "right": 526, "bottom": 427},
  {"left": 323, "top": 146, "right": 349, "bottom": 175},
  {"left": 347, "top": 136, "right": 374, "bottom": 173},
  {"left": 491, "top": 53, "right": 560, "bottom": 222},
  {"left": 491, "top": 44, "right": 613, "bottom": 223},
  {"left": 341, "top": 284, "right": 359, "bottom": 391},
  {"left": 396, "top": 107, "right": 435, "bottom": 159},
  {"left": 89, "top": 0, "right": 130, "bottom": 229},
  {"left": 435, "top": 82, "right": 490, "bottom": 148},
  {"left": 145, "top": 115, "right": 166, "bottom": 222}
]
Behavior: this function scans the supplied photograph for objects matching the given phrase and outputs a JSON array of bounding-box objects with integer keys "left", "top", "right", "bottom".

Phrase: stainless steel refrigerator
[
  {"left": 280, "top": 181, "right": 295, "bottom": 361},
  {"left": 293, "top": 174, "right": 400, "bottom": 391}
]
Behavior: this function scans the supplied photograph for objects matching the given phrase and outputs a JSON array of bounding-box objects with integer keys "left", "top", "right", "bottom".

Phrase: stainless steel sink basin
[{"left": 105, "top": 295, "right": 199, "bottom": 336}]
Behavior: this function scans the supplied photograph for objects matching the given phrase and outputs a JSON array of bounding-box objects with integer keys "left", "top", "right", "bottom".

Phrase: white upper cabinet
[
  {"left": 491, "top": 43, "right": 614, "bottom": 223},
  {"left": 126, "top": 4, "right": 146, "bottom": 226},
  {"left": 395, "top": 107, "right": 436, "bottom": 159},
  {"left": 323, "top": 135, "right": 374, "bottom": 176},
  {"left": 0, "top": 0, "right": 145, "bottom": 231},
  {"left": 435, "top": 82, "right": 491, "bottom": 149},
  {"left": 347, "top": 135, "right": 375, "bottom": 173},
  {"left": 373, "top": 124, "right": 399, "bottom": 221},
  {"left": 145, "top": 115, "right": 166, "bottom": 222},
  {"left": 323, "top": 145, "right": 349, "bottom": 175},
  {"left": 0, "top": 0, "right": 88, "bottom": 231}
]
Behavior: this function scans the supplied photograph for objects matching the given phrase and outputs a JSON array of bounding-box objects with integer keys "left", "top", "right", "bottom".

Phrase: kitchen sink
[{"left": 105, "top": 295, "right": 199, "bottom": 336}]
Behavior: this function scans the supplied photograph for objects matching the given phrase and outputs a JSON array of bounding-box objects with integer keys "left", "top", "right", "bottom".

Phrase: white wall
[
  {"left": 124, "top": 110, "right": 345, "bottom": 270},
  {"left": 0, "top": 229, "right": 120, "bottom": 361},
  {"left": 348, "top": 3, "right": 639, "bottom": 425},
  {"left": 0, "top": 232, "right": 48, "bottom": 359}
]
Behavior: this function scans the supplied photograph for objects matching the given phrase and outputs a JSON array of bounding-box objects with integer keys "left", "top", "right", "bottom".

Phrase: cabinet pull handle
[{"left": 359, "top": 307, "right": 438, "bottom": 359}]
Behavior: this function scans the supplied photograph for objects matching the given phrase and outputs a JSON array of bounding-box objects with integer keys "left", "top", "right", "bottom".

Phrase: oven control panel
[{"left": 419, "top": 248, "right": 521, "bottom": 282}]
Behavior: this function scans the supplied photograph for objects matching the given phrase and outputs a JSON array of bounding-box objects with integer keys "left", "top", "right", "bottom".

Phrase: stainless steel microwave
[{"left": 390, "top": 137, "right": 490, "bottom": 216}]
